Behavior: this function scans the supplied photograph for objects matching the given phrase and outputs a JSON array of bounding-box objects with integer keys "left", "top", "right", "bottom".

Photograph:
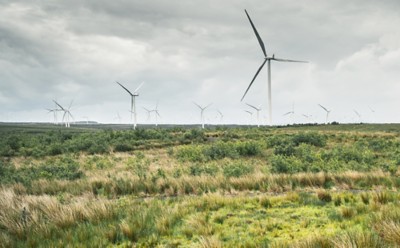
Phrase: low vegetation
[{"left": 1, "top": 123, "right": 400, "bottom": 246}]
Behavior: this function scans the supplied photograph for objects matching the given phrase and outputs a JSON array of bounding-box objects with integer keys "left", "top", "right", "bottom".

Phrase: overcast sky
[{"left": 1, "top": 0, "right": 399, "bottom": 125}]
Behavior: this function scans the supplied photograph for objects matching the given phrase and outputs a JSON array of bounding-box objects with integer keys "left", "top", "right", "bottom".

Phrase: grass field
[{"left": 1, "top": 123, "right": 400, "bottom": 247}]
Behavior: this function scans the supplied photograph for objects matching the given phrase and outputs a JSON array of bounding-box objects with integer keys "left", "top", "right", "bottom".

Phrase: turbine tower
[
  {"left": 241, "top": 9, "right": 307, "bottom": 126},
  {"left": 246, "top": 103, "right": 262, "bottom": 127},
  {"left": 318, "top": 104, "right": 331, "bottom": 124},
  {"left": 193, "top": 102, "right": 212, "bottom": 129},
  {"left": 116, "top": 81, "right": 144, "bottom": 130}
]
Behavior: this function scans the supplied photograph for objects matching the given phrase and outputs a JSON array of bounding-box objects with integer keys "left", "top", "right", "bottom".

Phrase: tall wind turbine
[
  {"left": 53, "top": 100, "right": 73, "bottom": 128},
  {"left": 116, "top": 81, "right": 144, "bottom": 130},
  {"left": 241, "top": 9, "right": 307, "bottom": 126},
  {"left": 193, "top": 102, "right": 212, "bottom": 129},
  {"left": 246, "top": 103, "right": 261, "bottom": 127},
  {"left": 318, "top": 104, "right": 331, "bottom": 124}
]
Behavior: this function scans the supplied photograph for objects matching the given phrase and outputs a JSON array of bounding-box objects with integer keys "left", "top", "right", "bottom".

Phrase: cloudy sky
[{"left": 1, "top": 0, "right": 399, "bottom": 125}]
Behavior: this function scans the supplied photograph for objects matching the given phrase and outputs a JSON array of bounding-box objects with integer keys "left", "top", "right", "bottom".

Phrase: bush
[{"left": 223, "top": 162, "right": 253, "bottom": 178}]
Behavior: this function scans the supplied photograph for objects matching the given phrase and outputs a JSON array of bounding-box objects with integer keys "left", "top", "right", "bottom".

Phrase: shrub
[
  {"left": 292, "top": 132, "right": 327, "bottom": 147},
  {"left": 223, "top": 162, "right": 253, "bottom": 178}
]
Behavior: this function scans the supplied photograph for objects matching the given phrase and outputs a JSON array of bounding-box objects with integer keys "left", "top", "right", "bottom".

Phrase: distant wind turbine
[
  {"left": 116, "top": 81, "right": 144, "bottom": 130},
  {"left": 244, "top": 110, "right": 253, "bottom": 126},
  {"left": 283, "top": 103, "right": 295, "bottom": 124},
  {"left": 193, "top": 102, "right": 212, "bottom": 129},
  {"left": 353, "top": 110, "right": 362, "bottom": 123},
  {"left": 217, "top": 110, "right": 224, "bottom": 124},
  {"left": 143, "top": 107, "right": 152, "bottom": 121},
  {"left": 53, "top": 100, "right": 74, "bottom": 128},
  {"left": 241, "top": 9, "right": 308, "bottom": 126},
  {"left": 114, "top": 112, "right": 122, "bottom": 124},
  {"left": 46, "top": 108, "right": 60, "bottom": 125},
  {"left": 318, "top": 104, "right": 331, "bottom": 124},
  {"left": 246, "top": 103, "right": 262, "bottom": 127}
]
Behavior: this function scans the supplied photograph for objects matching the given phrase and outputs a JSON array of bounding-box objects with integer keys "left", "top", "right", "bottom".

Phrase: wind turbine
[
  {"left": 318, "top": 104, "right": 331, "bottom": 124},
  {"left": 283, "top": 103, "right": 295, "bottom": 124},
  {"left": 116, "top": 81, "right": 144, "bottom": 130},
  {"left": 244, "top": 110, "right": 253, "bottom": 126},
  {"left": 114, "top": 112, "right": 122, "bottom": 124},
  {"left": 241, "top": 9, "right": 308, "bottom": 126},
  {"left": 246, "top": 103, "right": 262, "bottom": 127},
  {"left": 353, "top": 110, "right": 362, "bottom": 123},
  {"left": 143, "top": 107, "right": 152, "bottom": 122},
  {"left": 193, "top": 102, "right": 212, "bottom": 129},
  {"left": 46, "top": 108, "right": 59, "bottom": 125},
  {"left": 53, "top": 100, "right": 74, "bottom": 128},
  {"left": 217, "top": 110, "right": 224, "bottom": 124},
  {"left": 153, "top": 102, "right": 161, "bottom": 127}
]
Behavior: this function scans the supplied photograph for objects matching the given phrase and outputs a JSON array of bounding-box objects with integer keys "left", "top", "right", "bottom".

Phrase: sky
[{"left": 1, "top": 0, "right": 400, "bottom": 125}]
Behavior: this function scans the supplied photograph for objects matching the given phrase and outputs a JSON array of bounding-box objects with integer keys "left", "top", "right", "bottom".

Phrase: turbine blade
[
  {"left": 205, "top": 103, "right": 213, "bottom": 109},
  {"left": 134, "top": 81, "right": 144, "bottom": 93},
  {"left": 245, "top": 9, "right": 267, "bottom": 57},
  {"left": 246, "top": 103, "right": 259, "bottom": 111},
  {"left": 53, "top": 100, "right": 65, "bottom": 110},
  {"left": 241, "top": 59, "right": 267, "bottom": 101},
  {"left": 245, "top": 110, "right": 253, "bottom": 115},
  {"left": 273, "top": 58, "right": 308, "bottom": 63},
  {"left": 193, "top": 102, "right": 202, "bottom": 109},
  {"left": 318, "top": 104, "right": 328, "bottom": 112},
  {"left": 283, "top": 111, "right": 292, "bottom": 116},
  {"left": 116, "top": 81, "right": 134, "bottom": 96}
]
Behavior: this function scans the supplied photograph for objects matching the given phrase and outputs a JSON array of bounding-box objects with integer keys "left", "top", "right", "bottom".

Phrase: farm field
[{"left": 1, "top": 123, "right": 400, "bottom": 247}]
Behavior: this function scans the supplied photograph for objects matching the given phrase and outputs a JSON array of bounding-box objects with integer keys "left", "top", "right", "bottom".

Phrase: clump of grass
[
  {"left": 340, "top": 206, "right": 356, "bottom": 219},
  {"left": 372, "top": 191, "right": 392, "bottom": 204},
  {"left": 197, "top": 235, "right": 223, "bottom": 248},
  {"left": 360, "top": 192, "right": 370, "bottom": 204},
  {"left": 332, "top": 230, "right": 385, "bottom": 248},
  {"left": 259, "top": 196, "right": 272, "bottom": 208},
  {"left": 182, "top": 213, "right": 214, "bottom": 238},
  {"left": 317, "top": 190, "right": 332, "bottom": 203}
]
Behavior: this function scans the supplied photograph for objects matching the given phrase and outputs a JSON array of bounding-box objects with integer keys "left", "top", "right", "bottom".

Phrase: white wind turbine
[
  {"left": 353, "top": 110, "right": 362, "bottom": 123},
  {"left": 114, "top": 112, "right": 122, "bottom": 124},
  {"left": 53, "top": 100, "right": 74, "bottom": 128},
  {"left": 241, "top": 9, "right": 308, "bottom": 126},
  {"left": 217, "top": 110, "right": 224, "bottom": 124},
  {"left": 144, "top": 102, "right": 161, "bottom": 126},
  {"left": 318, "top": 104, "right": 331, "bottom": 124},
  {"left": 116, "top": 81, "right": 144, "bottom": 130},
  {"left": 143, "top": 107, "right": 152, "bottom": 122},
  {"left": 283, "top": 103, "right": 295, "bottom": 124},
  {"left": 46, "top": 108, "right": 59, "bottom": 125},
  {"left": 193, "top": 102, "right": 212, "bottom": 129},
  {"left": 246, "top": 103, "right": 262, "bottom": 127},
  {"left": 244, "top": 110, "right": 253, "bottom": 126}
]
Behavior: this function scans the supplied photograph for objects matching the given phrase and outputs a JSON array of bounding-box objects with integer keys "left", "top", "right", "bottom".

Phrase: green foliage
[
  {"left": 0, "top": 156, "right": 83, "bottom": 185},
  {"left": 223, "top": 162, "right": 253, "bottom": 178}
]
